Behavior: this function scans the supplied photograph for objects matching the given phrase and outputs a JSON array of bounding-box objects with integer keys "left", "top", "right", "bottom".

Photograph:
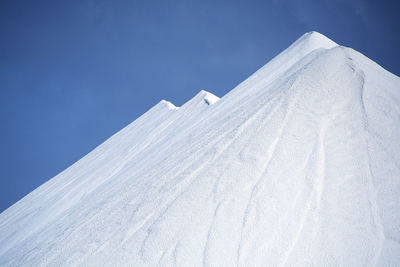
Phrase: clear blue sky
[{"left": 0, "top": 0, "right": 399, "bottom": 212}]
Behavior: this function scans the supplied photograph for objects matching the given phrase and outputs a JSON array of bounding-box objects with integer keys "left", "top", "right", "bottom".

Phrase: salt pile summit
[{"left": 1, "top": 31, "right": 399, "bottom": 266}]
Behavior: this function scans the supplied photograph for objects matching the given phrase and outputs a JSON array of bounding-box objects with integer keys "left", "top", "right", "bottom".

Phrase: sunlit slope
[{"left": 0, "top": 32, "right": 399, "bottom": 266}]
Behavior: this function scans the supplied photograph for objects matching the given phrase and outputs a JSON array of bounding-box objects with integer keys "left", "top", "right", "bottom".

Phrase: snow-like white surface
[{"left": 1, "top": 31, "right": 400, "bottom": 266}]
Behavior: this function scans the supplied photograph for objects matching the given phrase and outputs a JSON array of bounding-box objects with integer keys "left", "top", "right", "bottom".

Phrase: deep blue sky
[{"left": 0, "top": 0, "right": 399, "bottom": 212}]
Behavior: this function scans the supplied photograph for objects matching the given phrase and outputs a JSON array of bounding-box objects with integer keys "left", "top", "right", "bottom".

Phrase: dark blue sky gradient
[{"left": 0, "top": 0, "right": 399, "bottom": 212}]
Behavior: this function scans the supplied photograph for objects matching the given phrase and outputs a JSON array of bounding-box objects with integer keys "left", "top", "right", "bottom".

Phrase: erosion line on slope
[
  {"left": 236, "top": 79, "right": 298, "bottom": 266},
  {"left": 210, "top": 94, "right": 283, "bottom": 202},
  {"left": 122, "top": 116, "right": 237, "bottom": 228},
  {"left": 138, "top": 164, "right": 205, "bottom": 260},
  {"left": 202, "top": 200, "right": 224, "bottom": 267},
  {"left": 122, "top": 130, "right": 234, "bottom": 258},
  {"left": 281, "top": 168, "right": 311, "bottom": 261},
  {"left": 280, "top": 117, "right": 327, "bottom": 266},
  {"left": 353, "top": 63, "right": 385, "bottom": 266},
  {"left": 137, "top": 111, "right": 261, "bottom": 260},
  {"left": 157, "top": 247, "right": 168, "bottom": 266},
  {"left": 124, "top": 149, "right": 220, "bottom": 258},
  {"left": 279, "top": 171, "right": 315, "bottom": 266},
  {"left": 172, "top": 242, "right": 179, "bottom": 266},
  {"left": 136, "top": 97, "right": 280, "bottom": 257},
  {"left": 316, "top": 121, "right": 327, "bottom": 210}
]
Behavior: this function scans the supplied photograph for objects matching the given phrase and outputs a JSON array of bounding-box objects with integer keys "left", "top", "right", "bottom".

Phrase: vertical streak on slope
[
  {"left": 236, "top": 79, "right": 298, "bottom": 266},
  {"left": 352, "top": 62, "right": 385, "bottom": 266},
  {"left": 212, "top": 90, "right": 280, "bottom": 202},
  {"left": 172, "top": 242, "right": 179, "bottom": 267},
  {"left": 210, "top": 91, "right": 283, "bottom": 203},
  {"left": 136, "top": 98, "right": 279, "bottom": 263},
  {"left": 309, "top": 116, "right": 329, "bottom": 253},
  {"left": 135, "top": 90, "right": 277, "bottom": 262},
  {"left": 202, "top": 200, "right": 224, "bottom": 267},
  {"left": 279, "top": 115, "right": 329, "bottom": 267},
  {"left": 138, "top": 158, "right": 209, "bottom": 261},
  {"left": 315, "top": 119, "right": 327, "bottom": 211}
]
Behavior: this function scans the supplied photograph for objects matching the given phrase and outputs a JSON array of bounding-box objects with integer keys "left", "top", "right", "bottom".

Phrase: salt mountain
[{"left": 1, "top": 31, "right": 400, "bottom": 266}]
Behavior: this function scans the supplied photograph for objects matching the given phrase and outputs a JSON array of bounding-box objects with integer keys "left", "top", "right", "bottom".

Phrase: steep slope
[{"left": 0, "top": 32, "right": 400, "bottom": 266}]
